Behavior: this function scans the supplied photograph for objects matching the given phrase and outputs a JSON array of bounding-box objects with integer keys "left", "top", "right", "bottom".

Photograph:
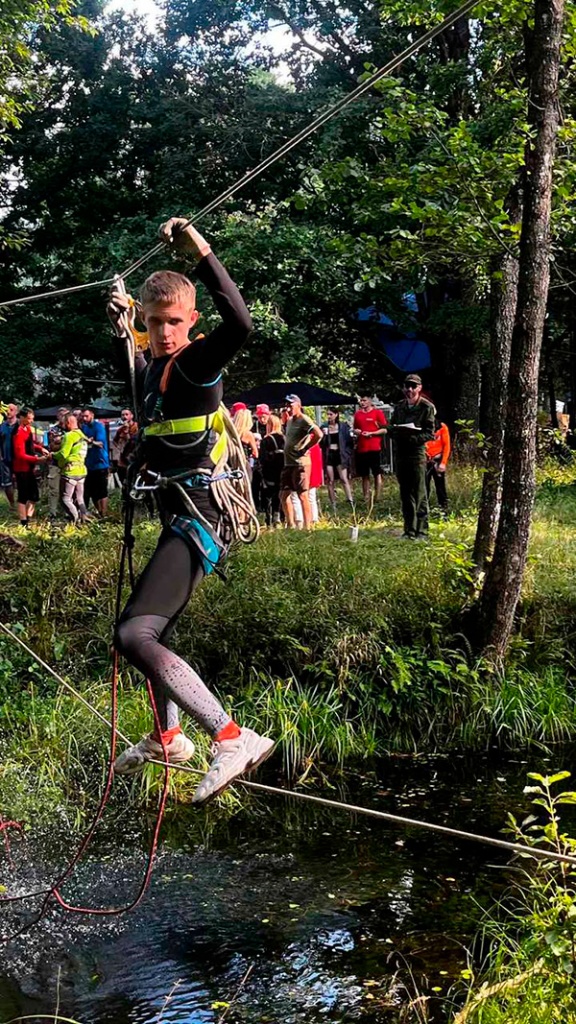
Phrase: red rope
[
  {"left": 0, "top": 819, "right": 22, "bottom": 867},
  {"left": 1, "top": 507, "right": 171, "bottom": 939}
]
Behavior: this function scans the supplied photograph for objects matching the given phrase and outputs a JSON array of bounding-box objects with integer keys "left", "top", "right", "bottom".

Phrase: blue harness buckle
[{"left": 169, "top": 514, "right": 226, "bottom": 576}]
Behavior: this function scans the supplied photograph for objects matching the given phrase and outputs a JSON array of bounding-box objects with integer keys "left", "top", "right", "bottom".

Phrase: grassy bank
[
  {"left": 1, "top": 463, "right": 576, "bottom": 823},
  {"left": 446, "top": 771, "right": 576, "bottom": 1024}
]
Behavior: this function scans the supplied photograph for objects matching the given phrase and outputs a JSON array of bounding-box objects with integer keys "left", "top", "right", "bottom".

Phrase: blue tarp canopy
[{"left": 357, "top": 305, "right": 431, "bottom": 373}]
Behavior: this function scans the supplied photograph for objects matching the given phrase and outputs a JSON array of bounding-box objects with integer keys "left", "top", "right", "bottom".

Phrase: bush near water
[{"left": 1, "top": 461, "right": 576, "bottom": 823}]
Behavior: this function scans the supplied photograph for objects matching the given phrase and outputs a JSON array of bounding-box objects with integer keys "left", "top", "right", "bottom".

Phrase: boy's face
[{"left": 143, "top": 299, "right": 199, "bottom": 358}]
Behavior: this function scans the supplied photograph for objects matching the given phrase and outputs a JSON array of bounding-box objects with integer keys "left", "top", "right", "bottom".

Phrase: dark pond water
[{"left": 0, "top": 751, "right": 568, "bottom": 1023}]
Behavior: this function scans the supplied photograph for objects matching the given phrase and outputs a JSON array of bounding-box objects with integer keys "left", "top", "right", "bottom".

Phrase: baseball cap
[
  {"left": 403, "top": 374, "right": 422, "bottom": 387},
  {"left": 230, "top": 402, "right": 247, "bottom": 415},
  {"left": 256, "top": 403, "right": 270, "bottom": 416},
  {"left": 285, "top": 393, "right": 301, "bottom": 404}
]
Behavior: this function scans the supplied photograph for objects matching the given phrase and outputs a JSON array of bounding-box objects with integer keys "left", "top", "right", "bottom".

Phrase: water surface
[{"left": 0, "top": 751, "right": 562, "bottom": 1023}]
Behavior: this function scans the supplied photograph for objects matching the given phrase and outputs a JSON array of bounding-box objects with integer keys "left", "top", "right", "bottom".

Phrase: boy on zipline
[{"left": 107, "top": 217, "right": 274, "bottom": 804}]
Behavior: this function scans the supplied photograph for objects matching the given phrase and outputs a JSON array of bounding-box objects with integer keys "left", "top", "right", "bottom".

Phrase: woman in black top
[
  {"left": 321, "top": 408, "right": 354, "bottom": 510},
  {"left": 259, "top": 414, "right": 285, "bottom": 526}
]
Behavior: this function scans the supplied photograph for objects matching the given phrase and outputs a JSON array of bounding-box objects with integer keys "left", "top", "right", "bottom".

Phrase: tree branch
[{"left": 268, "top": 4, "right": 327, "bottom": 59}]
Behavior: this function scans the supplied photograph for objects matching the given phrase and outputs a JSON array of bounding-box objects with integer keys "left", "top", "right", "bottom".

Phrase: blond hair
[
  {"left": 140, "top": 271, "right": 196, "bottom": 308},
  {"left": 233, "top": 409, "right": 253, "bottom": 436},
  {"left": 266, "top": 414, "right": 282, "bottom": 434}
]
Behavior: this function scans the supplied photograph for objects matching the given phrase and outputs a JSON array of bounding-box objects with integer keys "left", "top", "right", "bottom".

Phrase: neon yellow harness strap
[
  {"left": 209, "top": 409, "right": 228, "bottom": 465},
  {"left": 143, "top": 413, "right": 217, "bottom": 438}
]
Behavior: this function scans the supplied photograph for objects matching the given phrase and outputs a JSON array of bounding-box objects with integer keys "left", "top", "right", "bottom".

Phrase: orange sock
[
  {"left": 153, "top": 725, "right": 182, "bottom": 745},
  {"left": 215, "top": 720, "right": 241, "bottom": 742}
]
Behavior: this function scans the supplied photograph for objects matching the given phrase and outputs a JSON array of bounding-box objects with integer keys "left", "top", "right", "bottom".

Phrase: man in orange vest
[{"left": 425, "top": 416, "right": 450, "bottom": 515}]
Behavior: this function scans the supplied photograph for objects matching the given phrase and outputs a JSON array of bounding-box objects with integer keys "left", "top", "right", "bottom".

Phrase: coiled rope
[
  {"left": 212, "top": 407, "right": 260, "bottom": 544},
  {"left": 1, "top": 621, "right": 576, "bottom": 871},
  {"left": 0, "top": 0, "right": 480, "bottom": 311}
]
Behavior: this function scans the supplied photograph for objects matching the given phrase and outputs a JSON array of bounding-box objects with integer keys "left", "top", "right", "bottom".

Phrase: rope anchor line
[
  {"left": 0, "top": 0, "right": 479, "bottom": 311},
  {"left": 1, "top": 620, "right": 576, "bottom": 874}
]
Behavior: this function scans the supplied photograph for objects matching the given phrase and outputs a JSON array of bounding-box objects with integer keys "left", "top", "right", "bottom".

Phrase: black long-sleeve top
[{"left": 129, "top": 252, "right": 252, "bottom": 474}]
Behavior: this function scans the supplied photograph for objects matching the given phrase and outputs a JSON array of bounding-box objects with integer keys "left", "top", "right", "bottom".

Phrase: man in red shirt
[
  {"left": 353, "top": 395, "right": 387, "bottom": 502},
  {"left": 12, "top": 408, "right": 50, "bottom": 526}
]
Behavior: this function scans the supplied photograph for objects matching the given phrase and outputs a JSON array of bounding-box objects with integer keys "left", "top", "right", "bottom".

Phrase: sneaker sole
[
  {"left": 193, "top": 739, "right": 276, "bottom": 806},
  {"left": 114, "top": 745, "right": 195, "bottom": 777}
]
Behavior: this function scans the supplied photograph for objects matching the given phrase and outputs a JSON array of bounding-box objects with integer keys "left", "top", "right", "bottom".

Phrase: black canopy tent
[
  {"left": 34, "top": 398, "right": 123, "bottom": 420},
  {"left": 229, "top": 382, "right": 355, "bottom": 408}
]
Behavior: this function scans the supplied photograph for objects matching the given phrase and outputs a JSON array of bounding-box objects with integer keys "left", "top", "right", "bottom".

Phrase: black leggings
[
  {"left": 425, "top": 462, "right": 448, "bottom": 510},
  {"left": 262, "top": 482, "right": 282, "bottom": 525},
  {"left": 114, "top": 528, "right": 231, "bottom": 737}
]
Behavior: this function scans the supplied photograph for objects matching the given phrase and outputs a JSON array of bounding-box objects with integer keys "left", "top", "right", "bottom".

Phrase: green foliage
[
  {"left": 0, "top": 1, "right": 88, "bottom": 133},
  {"left": 454, "top": 772, "right": 576, "bottom": 1023},
  {"left": 2, "top": 0, "right": 574, "bottom": 414},
  {"left": 1, "top": 463, "right": 576, "bottom": 826}
]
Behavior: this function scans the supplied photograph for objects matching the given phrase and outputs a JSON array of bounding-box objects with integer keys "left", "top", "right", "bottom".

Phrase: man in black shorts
[
  {"left": 81, "top": 408, "right": 110, "bottom": 516},
  {"left": 353, "top": 396, "right": 387, "bottom": 502},
  {"left": 107, "top": 216, "right": 274, "bottom": 805},
  {"left": 280, "top": 394, "right": 323, "bottom": 530},
  {"left": 12, "top": 408, "right": 49, "bottom": 525}
]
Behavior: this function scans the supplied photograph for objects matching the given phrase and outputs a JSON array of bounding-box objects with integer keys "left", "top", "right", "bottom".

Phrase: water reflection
[{"left": 1, "top": 751, "right": 568, "bottom": 1023}]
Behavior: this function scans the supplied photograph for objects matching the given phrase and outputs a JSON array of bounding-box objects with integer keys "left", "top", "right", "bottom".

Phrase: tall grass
[{"left": 1, "top": 463, "right": 576, "bottom": 821}]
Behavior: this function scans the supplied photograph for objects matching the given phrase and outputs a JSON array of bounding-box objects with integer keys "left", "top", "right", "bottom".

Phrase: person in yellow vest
[
  {"left": 53, "top": 413, "right": 90, "bottom": 525},
  {"left": 425, "top": 416, "right": 451, "bottom": 515}
]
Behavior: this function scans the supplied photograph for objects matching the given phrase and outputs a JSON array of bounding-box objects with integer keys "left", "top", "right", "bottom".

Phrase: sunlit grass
[{"left": 1, "top": 461, "right": 576, "bottom": 825}]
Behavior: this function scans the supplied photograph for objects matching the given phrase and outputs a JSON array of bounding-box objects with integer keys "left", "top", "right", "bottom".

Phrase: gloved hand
[{"left": 158, "top": 218, "right": 211, "bottom": 261}]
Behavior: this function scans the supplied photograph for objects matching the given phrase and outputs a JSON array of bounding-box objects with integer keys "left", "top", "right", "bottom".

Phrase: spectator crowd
[{"left": 0, "top": 375, "right": 451, "bottom": 537}]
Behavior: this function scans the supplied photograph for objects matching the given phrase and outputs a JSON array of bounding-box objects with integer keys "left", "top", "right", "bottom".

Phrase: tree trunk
[
  {"left": 472, "top": 250, "right": 519, "bottom": 571},
  {"left": 476, "top": 0, "right": 564, "bottom": 660},
  {"left": 454, "top": 347, "right": 482, "bottom": 427}
]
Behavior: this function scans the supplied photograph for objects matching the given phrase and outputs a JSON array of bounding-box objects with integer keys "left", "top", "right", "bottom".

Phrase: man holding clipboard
[{"left": 386, "top": 374, "right": 436, "bottom": 540}]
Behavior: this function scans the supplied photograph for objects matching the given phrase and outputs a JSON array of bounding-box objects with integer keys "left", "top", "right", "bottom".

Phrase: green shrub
[
  {"left": 451, "top": 771, "right": 576, "bottom": 1024},
  {"left": 1, "top": 463, "right": 576, "bottom": 821}
]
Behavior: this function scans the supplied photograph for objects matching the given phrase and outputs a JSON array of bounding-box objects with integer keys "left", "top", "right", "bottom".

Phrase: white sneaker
[
  {"left": 192, "top": 727, "right": 275, "bottom": 805},
  {"left": 114, "top": 731, "right": 195, "bottom": 776}
]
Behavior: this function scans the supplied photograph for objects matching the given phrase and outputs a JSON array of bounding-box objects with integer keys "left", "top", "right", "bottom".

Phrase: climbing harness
[
  {"left": 129, "top": 405, "right": 259, "bottom": 546},
  {"left": 107, "top": 293, "right": 260, "bottom": 547},
  {"left": 0, "top": 0, "right": 480, "bottom": 311}
]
